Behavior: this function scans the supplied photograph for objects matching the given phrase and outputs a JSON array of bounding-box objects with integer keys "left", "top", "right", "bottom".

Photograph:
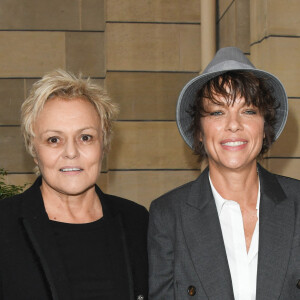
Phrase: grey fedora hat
[{"left": 176, "top": 47, "right": 288, "bottom": 149}]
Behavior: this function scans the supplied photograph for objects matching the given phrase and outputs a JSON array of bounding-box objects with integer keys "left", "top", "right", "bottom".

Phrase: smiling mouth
[
  {"left": 221, "top": 141, "right": 247, "bottom": 146},
  {"left": 59, "top": 168, "right": 83, "bottom": 172}
]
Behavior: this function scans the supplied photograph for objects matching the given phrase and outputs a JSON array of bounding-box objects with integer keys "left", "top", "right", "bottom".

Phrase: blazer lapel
[
  {"left": 21, "top": 178, "right": 71, "bottom": 300},
  {"left": 256, "top": 165, "right": 295, "bottom": 300},
  {"left": 181, "top": 168, "right": 234, "bottom": 300},
  {"left": 98, "top": 188, "right": 134, "bottom": 300}
]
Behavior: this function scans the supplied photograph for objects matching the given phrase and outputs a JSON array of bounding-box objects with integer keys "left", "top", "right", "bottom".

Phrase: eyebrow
[{"left": 40, "top": 127, "right": 98, "bottom": 135}]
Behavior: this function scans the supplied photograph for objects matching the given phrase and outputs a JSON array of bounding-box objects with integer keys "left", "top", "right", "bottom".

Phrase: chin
[
  {"left": 52, "top": 182, "right": 95, "bottom": 196},
  {"left": 226, "top": 160, "right": 255, "bottom": 170}
]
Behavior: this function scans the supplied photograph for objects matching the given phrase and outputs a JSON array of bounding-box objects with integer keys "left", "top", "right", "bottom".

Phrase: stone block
[
  {"left": 268, "top": 0, "right": 300, "bottom": 36},
  {"left": 250, "top": 37, "right": 300, "bottom": 97},
  {"left": 108, "top": 121, "right": 199, "bottom": 169},
  {"left": 235, "top": 0, "right": 250, "bottom": 52},
  {"left": 106, "top": 71, "right": 198, "bottom": 120},
  {"left": 268, "top": 99, "right": 300, "bottom": 157},
  {"left": 219, "top": 0, "right": 250, "bottom": 52},
  {"left": 0, "top": 0, "right": 80, "bottom": 30},
  {"left": 4, "top": 173, "right": 36, "bottom": 188},
  {"left": 66, "top": 32, "right": 105, "bottom": 77},
  {"left": 250, "top": 0, "right": 267, "bottom": 43},
  {"left": 106, "top": 23, "right": 201, "bottom": 72},
  {"left": 0, "top": 32, "right": 65, "bottom": 77},
  {"left": 0, "top": 127, "right": 35, "bottom": 172},
  {"left": 25, "top": 79, "right": 39, "bottom": 97},
  {"left": 218, "top": 1, "right": 236, "bottom": 48},
  {"left": 266, "top": 158, "right": 300, "bottom": 180},
  {"left": 251, "top": 0, "right": 300, "bottom": 43},
  {"left": 105, "top": 170, "right": 200, "bottom": 209},
  {"left": 218, "top": 0, "right": 234, "bottom": 19},
  {"left": 0, "top": 79, "right": 24, "bottom": 125},
  {"left": 81, "top": 0, "right": 105, "bottom": 31},
  {"left": 107, "top": 0, "right": 200, "bottom": 23}
]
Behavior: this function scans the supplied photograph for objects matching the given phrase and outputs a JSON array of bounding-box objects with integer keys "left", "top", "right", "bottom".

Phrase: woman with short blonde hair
[
  {"left": 21, "top": 69, "right": 117, "bottom": 158},
  {"left": 1, "top": 69, "right": 148, "bottom": 300}
]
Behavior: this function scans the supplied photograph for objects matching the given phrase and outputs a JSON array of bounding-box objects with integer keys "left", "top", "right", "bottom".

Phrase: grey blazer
[{"left": 148, "top": 164, "right": 300, "bottom": 300}]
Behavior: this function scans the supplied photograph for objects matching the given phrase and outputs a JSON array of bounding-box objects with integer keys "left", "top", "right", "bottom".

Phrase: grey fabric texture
[{"left": 148, "top": 164, "right": 300, "bottom": 300}]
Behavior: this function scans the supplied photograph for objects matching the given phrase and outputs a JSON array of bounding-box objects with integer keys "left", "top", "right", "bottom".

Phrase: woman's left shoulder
[
  {"left": 259, "top": 164, "right": 300, "bottom": 192},
  {"left": 275, "top": 174, "right": 300, "bottom": 192}
]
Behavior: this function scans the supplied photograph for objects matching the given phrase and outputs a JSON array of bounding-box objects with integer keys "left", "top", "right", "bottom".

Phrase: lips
[
  {"left": 221, "top": 141, "right": 247, "bottom": 146},
  {"left": 59, "top": 167, "right": 83, "bottom": 172},
  {"left": 220, "top": 139, "right": 248, "bottom": 150}
]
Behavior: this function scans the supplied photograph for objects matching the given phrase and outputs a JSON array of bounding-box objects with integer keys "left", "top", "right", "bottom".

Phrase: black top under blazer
[{"left": 0, "top": 177, "right": 149, "bottom": 300}]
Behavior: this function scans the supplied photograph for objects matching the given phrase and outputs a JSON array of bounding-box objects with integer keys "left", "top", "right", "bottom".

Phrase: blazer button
[
  {"left": 187, "top": 285, "right": 196, "bottom": 296},
  {"left": 296, "top": 279, "right": 300, "bottom": 289},
  {"left": 137, "top": 295, "right": 144, "bottom": 300}
]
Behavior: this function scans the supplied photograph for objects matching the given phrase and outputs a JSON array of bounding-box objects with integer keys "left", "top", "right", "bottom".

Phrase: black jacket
[{"left": 0, "top": 177, "right": 148, "bottom": 300}]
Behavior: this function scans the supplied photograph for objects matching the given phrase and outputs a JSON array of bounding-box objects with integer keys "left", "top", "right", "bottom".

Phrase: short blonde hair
[{"left": 21, "top": 69, "right": 119, "bottom": 158}]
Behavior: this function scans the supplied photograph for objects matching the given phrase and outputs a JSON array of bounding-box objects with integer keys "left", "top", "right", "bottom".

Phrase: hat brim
[{"left": 176, "top": 68, "right": 288, "bottom": 149}]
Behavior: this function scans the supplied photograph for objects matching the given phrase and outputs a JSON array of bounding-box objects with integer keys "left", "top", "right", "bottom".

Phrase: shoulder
[
  {"left": 274, "top": 173, "right": 300, "bottom": 194},
  {"left": 0, "top": 192, "right": 24, "bottom": 219},
  {"left": 151, "top": 168, "right": 208, "bottom": 211},
  {"left": 258, "top": 164, "right": 300, "bottom": 202},
  {"left": 149, "top": 178, "right": 200, "bottom": 225},
  {"left": 0, "top": 177, "right": 41, "bottom": 216},
  {"left": 259, "top": 164, "right": 300, "bottom": 192},
  {"left": 96, "top": 186, "right": 148, "bottom": 223},
  {"left": 151, "top": 180, "right": 194, "bottom": 209}
]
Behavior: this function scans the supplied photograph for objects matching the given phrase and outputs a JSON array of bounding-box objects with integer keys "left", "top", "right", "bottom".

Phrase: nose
[
  {"left": 225, "top": 112, "right": 243, "bottom": 132},
  {"left": 63, "top": 139, "right": 79, "bottom": 159}
]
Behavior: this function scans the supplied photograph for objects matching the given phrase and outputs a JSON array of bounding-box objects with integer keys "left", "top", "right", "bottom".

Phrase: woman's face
[
  {"left": 200, "top": 95, "right": 265, "bottom": 172},
  {"left": 33, "top": 97, "right": 103, "bottom": 196}
]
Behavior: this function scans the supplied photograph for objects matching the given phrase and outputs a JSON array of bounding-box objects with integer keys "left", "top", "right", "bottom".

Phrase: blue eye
[
  {"left": 210, "top": 111, "right": 223, "bottom": 116},
  {"left": 244, "top": 110, "right": 257, "bottom": 115}
]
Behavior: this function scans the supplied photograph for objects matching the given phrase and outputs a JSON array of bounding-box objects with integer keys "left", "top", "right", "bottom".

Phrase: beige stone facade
[{"left": 1, "top": 0, "right": 299, "bottom": 208}]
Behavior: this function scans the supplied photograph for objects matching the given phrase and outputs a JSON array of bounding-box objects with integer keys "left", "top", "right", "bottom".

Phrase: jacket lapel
[
  {"left": 256, "top": 165, "right": 295, "bottom": 300},
  {"left": 181, "top": 168, "right": 234, "bottom": 300},
  {"left": 21, "top": 177, "right": 72, "bottom": 300},
  {"left": 20, "top": 180, "right": 134, "bottom": 300},
  {"left": 97, "top": 187, "right": 134, "bottom": 300}
]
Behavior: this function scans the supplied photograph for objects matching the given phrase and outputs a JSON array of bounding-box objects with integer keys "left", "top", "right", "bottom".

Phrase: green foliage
[{"left": 0, "top": 168, "right": 28, "bottom": 199}]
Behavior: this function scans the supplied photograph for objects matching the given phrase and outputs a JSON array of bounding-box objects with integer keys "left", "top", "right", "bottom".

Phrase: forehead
[
  {"left": 42, "top": 97, "right": 97, "bottom": 114},
  {"left": 203, "top": 94, "right": 250, "bottom": 107},
  {"left": 34, "top": 97, "right": 101, "bottom": 129}
]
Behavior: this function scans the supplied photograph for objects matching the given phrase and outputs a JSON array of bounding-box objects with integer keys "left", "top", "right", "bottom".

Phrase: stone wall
[
  {"left": 1, "top": 0, "right": 299, "bottom": 208},
  {"left": 218, "top": 0, "right": 300, "bottom": 180}
]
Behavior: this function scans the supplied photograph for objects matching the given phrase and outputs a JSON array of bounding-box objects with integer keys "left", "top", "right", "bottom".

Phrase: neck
[
  {"left": 40, "top": 180, "right": 103, "bottom": 223},
  {"left": 209, "top": 161, "right": 259, "bottom": 208}
]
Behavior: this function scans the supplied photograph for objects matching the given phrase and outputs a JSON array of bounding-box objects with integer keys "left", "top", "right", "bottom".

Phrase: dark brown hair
[{"left": 189, "top": 71, "right": 278, "bottom": 161}]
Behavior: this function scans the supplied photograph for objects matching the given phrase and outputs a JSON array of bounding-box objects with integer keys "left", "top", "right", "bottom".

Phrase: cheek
[
  {"left": 81, "top": 145, "right": 103, "bottom": 163},
  {"left": 256, "top": 121, "right": 265, "bottom": 139},
  {"left": 33, "top": 145, "right": 59, "bottom": 168}
]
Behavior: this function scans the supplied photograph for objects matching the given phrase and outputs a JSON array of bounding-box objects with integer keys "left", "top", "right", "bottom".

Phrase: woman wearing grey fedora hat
[{"left": 148, "top": 47, "right": 300, "bottom": 300}]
